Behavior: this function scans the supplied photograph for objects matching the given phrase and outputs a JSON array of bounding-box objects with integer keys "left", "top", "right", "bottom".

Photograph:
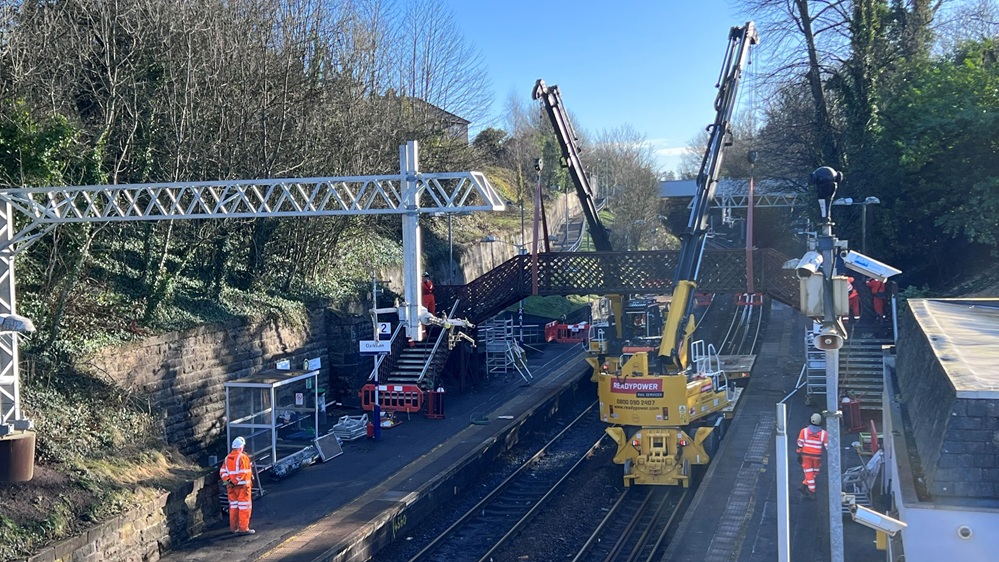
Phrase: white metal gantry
[{"left": 0, "top": 140, "right": 504, "bottom": 434}]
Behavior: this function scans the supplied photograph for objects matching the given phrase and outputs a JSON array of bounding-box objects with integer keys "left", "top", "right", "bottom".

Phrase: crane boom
[
  {"left": 659, "top": 22, "right": 758, "bottom": 369},
  {"left": 533, "top": 80, "right": 613, "bottom": 252}
]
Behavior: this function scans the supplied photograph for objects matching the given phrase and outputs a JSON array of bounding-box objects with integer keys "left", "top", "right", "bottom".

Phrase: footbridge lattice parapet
[{"left": 438, "top": 248, "right": 799, "bottom": 325}]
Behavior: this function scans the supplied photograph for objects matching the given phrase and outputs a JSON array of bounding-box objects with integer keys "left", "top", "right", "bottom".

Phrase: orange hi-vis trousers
[
  {"left": 801, "top": 454, "right": 823, "bottom": 493},
  {"left": 227, "top": 484, "right": 252, "bottom": 532}
]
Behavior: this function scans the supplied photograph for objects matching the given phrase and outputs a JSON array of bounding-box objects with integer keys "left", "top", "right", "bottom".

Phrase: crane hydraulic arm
[
  {"left": 659, "top": 22, "right": 759, "bottom": 370},
  {"left": 533, "top": 79, "right": 613, "bottom": 252}
]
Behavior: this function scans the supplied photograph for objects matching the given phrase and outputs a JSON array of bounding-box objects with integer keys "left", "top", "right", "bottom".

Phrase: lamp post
[
  {"left": 860, "top": 196, "right": 879, "bottom": 255},
  {"left": 433, "top": 211, "right": 456, "bottom": 285},
  {"left": 812, "top": 166, "right": 846, "bottom": 562},
  {"left": 448, "top": 212, "right": 453, "bottom": 285},
  {"left": 832, "top": 196, "right": 881, "bottom": 254},
  {"left": 563, "top": 185, "right": 570, "bottom": 248}
]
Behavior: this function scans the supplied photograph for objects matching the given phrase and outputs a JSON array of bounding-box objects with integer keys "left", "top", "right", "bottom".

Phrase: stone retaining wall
[
  {"left": 80, "top": 310, "right": 330, "bottom": 458},
  {"left": 26, "top": 474, "right": 219, "bottom": 562},
  {"left": 24, "top": 307, "right": 376, "bottom": 562},
  {"left": 324, "top": 312, "right": 375, "bottom": 406},
  {"left": 896, "top": 305, "right": 955, "bottom": 491}
]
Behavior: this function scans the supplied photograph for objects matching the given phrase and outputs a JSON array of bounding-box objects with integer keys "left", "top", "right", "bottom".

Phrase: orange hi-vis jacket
[
  {"left": 421, "top": 278, "right": 436, "bottom": 315},
  {"left": 796, "top": 426, "right": 829, "bottom": 457},
  {"left": 220, "top": 449, "right": 253, "bottom": 487},
  {"left": 866, "top": 278, "right": 886, "bottom": 298}
]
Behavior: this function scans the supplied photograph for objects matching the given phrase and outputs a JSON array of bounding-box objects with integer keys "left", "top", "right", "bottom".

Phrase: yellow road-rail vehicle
[
  {"left": 591, "top": 22, "right": 758, "bottom": 487},
  {"left": 589, "top": 343, "right": 755, "bottom": 486},
  {"left": 537, "top": 21, "right": 758, "bottom": 486}
]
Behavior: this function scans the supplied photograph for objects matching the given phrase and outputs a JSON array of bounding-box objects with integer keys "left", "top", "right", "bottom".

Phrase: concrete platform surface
[
  {"left": 663, "top": 302, "right": 884, "bottom": 562},
  {"left": 161, "top": 342, "right": 592, "bottom": 562}
]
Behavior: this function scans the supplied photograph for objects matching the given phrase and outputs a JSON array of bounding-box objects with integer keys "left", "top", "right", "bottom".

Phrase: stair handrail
[
  {"left": 368, "top": 319, "right": 408, "bottom": 382},
  {"left": 413, "top": 300, "right": 462, "bottom": 387}
]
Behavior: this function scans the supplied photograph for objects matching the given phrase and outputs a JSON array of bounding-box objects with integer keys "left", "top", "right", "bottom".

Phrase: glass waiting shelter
[{"left": 224, "top": 367, "right": 319, "bottom": 472}]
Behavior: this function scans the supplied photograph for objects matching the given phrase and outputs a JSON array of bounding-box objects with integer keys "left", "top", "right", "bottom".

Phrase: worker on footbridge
[{"left": 422, "top": 272, "right": 436, "bottom": 315}]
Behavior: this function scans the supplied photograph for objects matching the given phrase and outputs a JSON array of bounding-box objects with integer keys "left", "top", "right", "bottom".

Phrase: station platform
[
  {"left": 161, "top": 342, "right": 593, "bottom": 562},
  {"left": 663, "top": 302, "right": 883, "bottom": 562}
]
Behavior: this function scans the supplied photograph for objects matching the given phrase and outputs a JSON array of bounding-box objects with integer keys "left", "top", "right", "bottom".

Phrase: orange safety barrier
[
  {"left": 736, "top": 292, "right": 765, "bottom": 306},
  {"left": 843, "top": 397, "right": 865, "bottom": 432},
  {"left": 868, "top": 420, "right": 880, "bottom": 454},
  {"left": 544, "top": 320, "right": 587, "bottom": 344},
  {"left": 695, "top": 292, "right": 715, "bottom": 306},
  {"left": 360, "top": 384, "right": 424, "bottom": 413}
]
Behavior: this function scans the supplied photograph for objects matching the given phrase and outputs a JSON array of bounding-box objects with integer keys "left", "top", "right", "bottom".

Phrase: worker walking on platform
[
  {"left": 220, "top": 436, "right": 255, "bottom": 535},
  {"left": 422, "top": 272, "right": 436, "bottom": 315},
  {"left": 796, "top": 413, "right": 829, "bottom": 499}
]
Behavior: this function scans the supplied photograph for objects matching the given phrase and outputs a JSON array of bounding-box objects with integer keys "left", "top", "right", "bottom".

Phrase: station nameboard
[{"left": 359, "top": 339, "right": 391, "bottom": 354}]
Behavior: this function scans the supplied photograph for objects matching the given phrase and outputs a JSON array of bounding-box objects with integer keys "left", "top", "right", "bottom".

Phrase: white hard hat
[
  {"left": 810, "top": 413, "right": 822, "bottom": 425},
  {"left": 231, "top": 436, "right": 246, "bottom": 449}
]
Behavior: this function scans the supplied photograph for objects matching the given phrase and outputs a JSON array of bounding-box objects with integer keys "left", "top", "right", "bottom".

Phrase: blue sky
[{"left": 445, "top": 0, "right": 751, "bottom": 175}]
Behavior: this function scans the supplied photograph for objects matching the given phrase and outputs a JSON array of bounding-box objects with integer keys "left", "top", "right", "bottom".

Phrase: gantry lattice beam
[
  {"left": 0, "top": 170, "right": 502, "bottom": 254},
  {"left": 686, "top": 192, "right": 804, "bottom": 210},
  {"left": 0, "top": 141, "right": 502, "bottom": 436},
  {"left": 717, "top": 193, "right": 803, "bottom": 208}
]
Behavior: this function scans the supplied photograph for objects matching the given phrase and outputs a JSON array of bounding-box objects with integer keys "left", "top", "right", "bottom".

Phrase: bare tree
[
  {"left": 737, "top": 0, "right": 853, "bottom": 169},
  {"left": 390, "top": 0, "right": 490, "bottom": 129},
  {"left": 589, "top": 125, "right": 661, "bottom": 250},
  {"left": 934, "top": 0, "right": 998, "bottom": 53},
  {"left": 0, "top": 0, "right": 502, "bottom": 332}
]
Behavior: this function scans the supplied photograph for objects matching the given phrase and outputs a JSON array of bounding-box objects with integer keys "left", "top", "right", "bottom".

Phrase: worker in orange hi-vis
[
  {"left": 220, "top": 436, "right": 255, "bottom": 535},
  {"left": 796, "top": 413, "right": 829, "bottom": 499},
  {"left": 866, "top": 278, "right": 887, "bottom": 320},
  {"left": 846, "top": 276, "right": 860, "bottom": 322},
  {"left": 421, "top": 272, "right": 436, "bottom": 315}
]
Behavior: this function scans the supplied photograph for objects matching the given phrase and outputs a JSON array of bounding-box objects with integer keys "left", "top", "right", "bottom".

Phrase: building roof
[
  {"left": 908, "top": 298, "right": 999, "bottom": 399},
  {"left": 659, "top": 178, "right": 806, "bottom": 208},
  {"left": 403, "top": 96, "right": 470, "bottom": 125}
]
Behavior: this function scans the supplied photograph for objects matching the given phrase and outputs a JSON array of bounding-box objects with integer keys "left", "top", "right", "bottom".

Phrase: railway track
[
  {"left": 376, "top": 296, "right": 768, "bottom": 562},
  {"left": 404, "top": 402, "right": 608, "bottom": 562},
  {"left": 718, "top": 294, "right": 768, "bottom": 356},
  {"left": 571, "top": 487, "right": 689, "bottom": 562}
]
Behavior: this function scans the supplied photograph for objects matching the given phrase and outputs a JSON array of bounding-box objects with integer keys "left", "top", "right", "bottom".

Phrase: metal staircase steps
[
  {"left": 386, "top": 344, "right": 435, "bottom": 384},
  {"left": 839, "top": 337, "right": 892, "bottom": 411},
  {"left": 805, "top": 331, "right": 892, "bottom": 412}
]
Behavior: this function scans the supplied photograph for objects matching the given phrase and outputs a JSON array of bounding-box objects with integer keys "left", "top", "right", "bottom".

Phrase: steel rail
[
  {"left": 570, "top": 487, "right": 687, "bottom": 562},
  {"left": 625, "top": 489, "right": 689, "bottom": 562},
  {"left": 406, "top": 401, "right": 603, "bottom": 562},
  {"left": 475, "top": 431, "right": 607, "bottom": 562}
]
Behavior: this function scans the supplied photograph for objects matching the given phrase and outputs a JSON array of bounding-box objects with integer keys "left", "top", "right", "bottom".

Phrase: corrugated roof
[{"left": 909, "top": 298, "right": 999, "bottom": 399}]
